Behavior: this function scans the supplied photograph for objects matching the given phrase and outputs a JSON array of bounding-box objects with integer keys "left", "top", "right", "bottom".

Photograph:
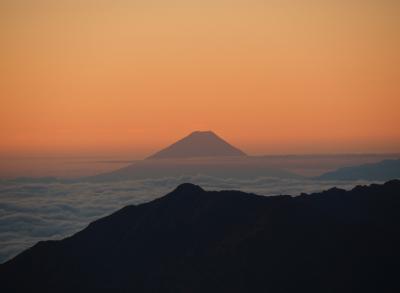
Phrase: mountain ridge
[
  {"left": 1, "top": 180, "right": 399, "bottom": 292},
  {"left": 318, "top": 158, "right": 400, "bottom": 180}
]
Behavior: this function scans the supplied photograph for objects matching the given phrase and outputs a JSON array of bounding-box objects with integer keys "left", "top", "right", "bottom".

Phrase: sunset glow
[{"left": 1, "top": 0, "right": 399, "bottom": 157}]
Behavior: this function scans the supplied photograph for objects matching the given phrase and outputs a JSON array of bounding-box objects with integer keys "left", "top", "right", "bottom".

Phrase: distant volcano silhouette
[{"left": 147, "top": 131, "right": 247, "bottom": 160}]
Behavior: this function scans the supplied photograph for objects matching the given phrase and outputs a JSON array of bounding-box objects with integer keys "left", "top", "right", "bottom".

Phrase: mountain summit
[{"left": 147, "top": 131, "right": 246, "bottom": 159}]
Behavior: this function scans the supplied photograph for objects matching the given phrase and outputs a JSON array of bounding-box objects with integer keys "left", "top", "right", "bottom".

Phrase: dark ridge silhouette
[
  {"left": 146, "top": 130, "right": 246, "bottom": 159},
  {"left": 318, "top": 158, "right": 400, "bottom": 181},
  {"left": 1, "top": 180, "right": 400, "bottom": 292}
]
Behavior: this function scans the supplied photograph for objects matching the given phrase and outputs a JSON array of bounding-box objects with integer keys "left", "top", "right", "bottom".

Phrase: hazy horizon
[{"left": 1, "top": 151, "right": 398, "bottom": 179}]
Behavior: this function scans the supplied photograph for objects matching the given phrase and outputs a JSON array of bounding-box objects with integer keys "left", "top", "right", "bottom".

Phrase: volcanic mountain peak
[{"left": 147, "top": 131, "right": 246, "bottom": 160}]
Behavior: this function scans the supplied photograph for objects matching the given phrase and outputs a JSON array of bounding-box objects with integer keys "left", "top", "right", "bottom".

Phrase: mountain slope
[
  {"left": 147, "top": 131, "right": 246, "bottom": 159},
  {"left": 84, "top": 131, "right": 305, "bottom": 181},
  {"left": 87, "top": 156, "right": 300, "bottom": 181},
  {"left": 318, "top": 158, "right": 400, "bottom": 180},
  {"left": 1, "top": 181, "right": 400, "bottom": 292}
]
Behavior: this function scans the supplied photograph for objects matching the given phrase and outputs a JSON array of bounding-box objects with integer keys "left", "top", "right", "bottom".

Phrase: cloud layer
[{"left": 0, "top": 176, "right": 381, "bottom": 263}]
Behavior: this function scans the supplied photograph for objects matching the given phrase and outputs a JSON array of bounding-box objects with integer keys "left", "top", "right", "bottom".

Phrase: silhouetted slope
[
  {"left": 1, "top": 181, "right": 400, "bottom": 292},
  {"left": 85, "top": 131, "right": 302, "bottom": 181},
  {"left": 318, "top": 158, "right": 400, "bottom": 180},
  {"left": 147, "top": 131, "right": 246, "bottom": 159},
  {"left": 87, "top": 157, "right": 300, "bottom": 181}
]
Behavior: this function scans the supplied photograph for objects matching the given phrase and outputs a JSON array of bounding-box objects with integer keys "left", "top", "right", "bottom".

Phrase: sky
[{"left": 1, "top": 0, "right": 399, "bottom": 158}]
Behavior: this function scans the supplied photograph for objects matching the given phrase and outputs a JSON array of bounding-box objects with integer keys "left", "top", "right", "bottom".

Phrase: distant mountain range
[
  {"left": 87, "top": 131, "right": 299, "bottom": 181},
  {"left": 318, "top": 158, "right": 400, "bottom": 181},
  {"left": 147, "top": 131, "right": 246, "bottom": 159},
  {"left": 87, "top": 156, "right": 300, "bottom": 181},
  {"left": 3, "top": 131, "right": 397, "bottom": 182},
  {"left": 2, "top": 180, "right": 399, "bottom": 292}
]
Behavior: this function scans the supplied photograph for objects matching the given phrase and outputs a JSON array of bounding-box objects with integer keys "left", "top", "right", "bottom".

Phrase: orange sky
[{"left": 1, "top": 0, "right": 399, "bottom": 158}]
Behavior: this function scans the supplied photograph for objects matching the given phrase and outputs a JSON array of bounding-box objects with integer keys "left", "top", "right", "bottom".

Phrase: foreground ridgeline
[{"left": 1, "top": 181, "right": 400, "bottom": 292}]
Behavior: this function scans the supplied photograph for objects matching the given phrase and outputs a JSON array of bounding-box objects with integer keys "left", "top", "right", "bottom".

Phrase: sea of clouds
[{"left": 0, "top": 176, "right": 380, "bottom": 263}]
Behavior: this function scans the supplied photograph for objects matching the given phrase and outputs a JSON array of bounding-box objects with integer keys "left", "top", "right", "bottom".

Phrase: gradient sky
[{"left": 1, "top": 0, "right": 399, "bottom": 158}]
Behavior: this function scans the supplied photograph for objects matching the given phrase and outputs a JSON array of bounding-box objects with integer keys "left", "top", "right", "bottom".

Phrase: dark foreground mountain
[
  {"left": 1, "top": 181, "right": 400, "bottom": 292},
  {"left": 318, "top": 158, "right": 400, "bottom": 181},
  {"left": 147, "top": 130, "right": 246, "bottom": 159}
]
